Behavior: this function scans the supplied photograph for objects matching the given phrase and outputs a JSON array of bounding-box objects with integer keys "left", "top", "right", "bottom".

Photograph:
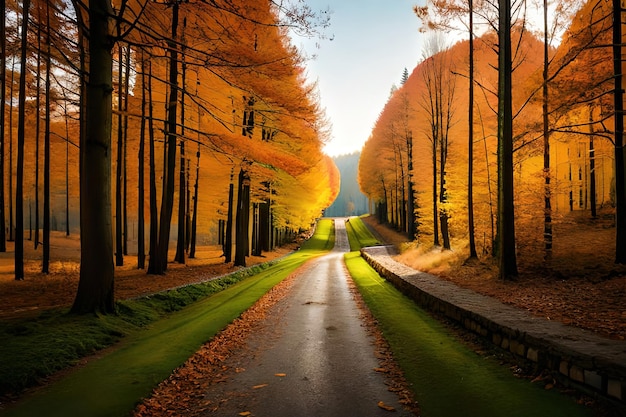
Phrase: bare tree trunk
[
  {"left": 0, "top": 0, "right": 6, "bottom": 253},
  {"left": 147, "top": 60, "right": 159, "bottom": 274},
  {"left": 589, "top": 106, "right": 597, "bottom": 218},
  {"left": 137, "top": 52, "right": 146, "bottom": 269},
  {"left": 497, "top": 0, "right": 518, "bottom": 279},
  {"left": 542, "top": 0, "right": 553, "bottom": 261},
  {"left": 155, "top": 1, "right": 180, "bottom": 274},
  {"left": 189, "top": 148, "right": 200, "bottom": 258},
  {"left": 35, "top": 10, "right": 41, "bottom": 249},
  {"left": 234, "top": 166, "right": 250, "bottom": 267},
  {"left": 613, "top": 0, "right": 626, "bottom": 264},
  {"left": 224, "top": 170, "right": 234, "bottom": 263},
  {"left": 71, "top": 0, "right": 115, "bottom": 313},
  {"left": 15, "top": 0, "right": 31, "bottom": 281},
  {"left": 115, "top": 44, "right": 124, "bottom": 267},
  {"left": 467, "top": 2, "right": 477, "bottom": 259}
]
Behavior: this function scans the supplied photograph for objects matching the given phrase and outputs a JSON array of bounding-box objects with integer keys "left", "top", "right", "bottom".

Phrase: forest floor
[{"left": 0, "top": 213, "right": 625, "bottom": 343}]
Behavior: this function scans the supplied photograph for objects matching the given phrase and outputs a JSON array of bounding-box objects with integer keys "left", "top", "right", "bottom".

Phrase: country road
[{"left": 201, "top": 218, "right": 414, "bottom": 416}]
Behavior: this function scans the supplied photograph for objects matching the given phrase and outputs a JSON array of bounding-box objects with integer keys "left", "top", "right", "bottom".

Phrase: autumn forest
[
  {"left": 1, "top": 0, "right": 339, "bottom": 313},
  {"left": 359, "top": 0, "right": 626, "bottom": 281}
]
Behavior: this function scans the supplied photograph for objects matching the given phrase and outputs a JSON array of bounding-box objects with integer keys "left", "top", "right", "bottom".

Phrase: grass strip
[
  {"left": 344, "top": 216, "right": 381, "bottom": 250},
  {"left": 343, "top": 218, "right": 590, "bottom": 417},
  {"left": 0, "top": 219, "right": 334, "bottom": 417}
]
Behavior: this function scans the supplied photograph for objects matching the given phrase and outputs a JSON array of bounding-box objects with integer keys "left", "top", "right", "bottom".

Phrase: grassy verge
[
  {"left": 344, "top": 216, "right": 381, "bottom": 250},
  {"left": 343, "top": 217, "right": 591, "bottom": 417},
  {"left": 0, "top": 219, "right": 334, "bottom": 417}
]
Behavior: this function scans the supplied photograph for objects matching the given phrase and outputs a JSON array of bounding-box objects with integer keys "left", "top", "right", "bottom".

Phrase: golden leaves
[{"left": 377, "top": 401, "right": 396, "bottom": 412}]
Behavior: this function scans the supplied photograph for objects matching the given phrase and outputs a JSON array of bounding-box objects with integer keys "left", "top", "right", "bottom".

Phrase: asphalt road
[{"left": 201, "top": 218, "right": 413, "bottom": 416}]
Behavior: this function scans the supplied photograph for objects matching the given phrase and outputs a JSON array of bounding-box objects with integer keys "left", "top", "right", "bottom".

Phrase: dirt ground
[{"left": 1, "top": 215, "right": 625, "bottom": 343}]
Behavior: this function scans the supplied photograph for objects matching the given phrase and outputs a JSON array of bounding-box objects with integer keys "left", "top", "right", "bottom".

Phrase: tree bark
[
  {"left": 467, "top": 2, "right": 477, "bottom": 259},
  {"left": 234, "top": 167, "right": 251, "bottom": 267},
  {"left": 155, "top": 1, "right": 180, "bottom": 274},
  {"left": 15, "top": 0, "right": 31, "bottom": 280},
  {"left": 497, "top": 0, "right": 519, "bottom": 279},
  {"left": 71, "top": 0, "right": 115, "bottom": 313},
  {"left": 224, "top": 170, "right": 234, "bottom": 263},
  {"left": 613, "top": 0, "right": 626, "bottom": 264},
  {"left": 137, "top": 52, "right": 146, "bottom": 269},
  {"left": 0, "top": 0, "right": 7, "bottom": 253}
]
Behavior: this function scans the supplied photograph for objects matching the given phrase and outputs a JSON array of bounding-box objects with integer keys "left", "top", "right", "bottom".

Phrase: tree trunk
[
  {"left": 224, "top": 169, "right": 234, "bottom": 263},
  {"left": 613, "top": 0, "right": 626, "bottom": 264},
  {"left": 432, "top": 139, "right": 439, "bottom": 247},
  {"left": 497, "top": 0, "right": 518, "bottom": 279},
  {"left": 0, "top": 0, "right": 7, "bottom": 253},
  {"left": 15, "top": 0, "right": 31, "bottom": 281},
  {"left": 115, "top": 44, "right": 124, "bottom": 267},
  {"left": 542, "top": 0, "right": 553, "bottom": 261},
  {"left": 43, "top": 3, "right": 51, "bottom": 274},
  {"left": 137, "top": 53, "right": 146, "bottom": 269},
  {"left": 467, "top": 2, "right": 477, "bottom": 259},
  {"left": 155, "top": 1, "right": 180, "bottom": 274},
  {"left": 234, "top": 167, "right": 250, "bottom": 267},
  {"left": 35, "top": 14, "right": 41, "bottom": 250},
  {"left": 71, "top": 0, "right": 115, "bottom": 314},
  {"left": 189, "top": 149, "right": 200, "bottom": 258},
  {"left": 147, "top": 60, "right": 159, "bottom": 274},
  {"left": 589, "top": 106, "right": 597, "bottom": 218},
  {"left": 122, "top": 48, "right": 130, "bottom": 256}
]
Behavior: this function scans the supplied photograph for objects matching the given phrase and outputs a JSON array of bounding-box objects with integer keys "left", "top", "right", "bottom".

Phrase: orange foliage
[{"left": 359, "top": 22, "right": 611, "bottom": 259}]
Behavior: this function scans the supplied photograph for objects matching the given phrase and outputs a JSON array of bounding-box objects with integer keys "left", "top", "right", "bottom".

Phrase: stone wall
[{"left": 361, "top": 246, "right": 626, "bottom": 409}]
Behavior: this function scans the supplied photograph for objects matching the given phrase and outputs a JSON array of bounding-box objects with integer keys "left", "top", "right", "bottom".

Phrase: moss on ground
[{"left": 343, "top": 217, "right": 591, "bottom": 417}]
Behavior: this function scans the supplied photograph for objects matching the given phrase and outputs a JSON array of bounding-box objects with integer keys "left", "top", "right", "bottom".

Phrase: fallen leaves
[
  {"left": 132, "top": 269, "right": 302, "bottom": 417},
  {"left": 252, "top": 384, "right": 268, "bottom": 389},
  {"left": 377, "top": 401, "right": 396, "bottom": 412}
]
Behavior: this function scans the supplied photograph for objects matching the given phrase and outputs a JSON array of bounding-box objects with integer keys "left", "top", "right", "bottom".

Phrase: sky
[{"left": 291, "top": 1, "right": 426, "bottom": 157}]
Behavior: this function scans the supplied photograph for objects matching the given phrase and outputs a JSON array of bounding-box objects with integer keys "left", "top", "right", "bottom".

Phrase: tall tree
[
  {"left": 154, "top": 0, "right": 180, "bottom": 274},
  {"left": 497, "top": 0, "right": 519, "bottom": 279},
  {"left": 15, "top": 0, "right": 31, "bottom": 281},
  {"left": 137, "top": 51, "right": 146, "bottom": 270},
  {"left": 613, "top": 0, "right": 626, "bottom": 263},
  {"left": 0, "top": 0, "right": 7, "bottom": 253},
  {"left": 71, "top": 0, "right": 115, "bottom": 313}
]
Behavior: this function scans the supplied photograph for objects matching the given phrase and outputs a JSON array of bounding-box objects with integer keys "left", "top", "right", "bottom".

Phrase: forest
[
  {"left": 359, "top": 0, "right": 626, "bottom": 280},
  {"left": 324, "top": 152, "right": 368, "bottom": 217},
  {"left": 0, "top": 0, "right": 340, "bottom": 313}
]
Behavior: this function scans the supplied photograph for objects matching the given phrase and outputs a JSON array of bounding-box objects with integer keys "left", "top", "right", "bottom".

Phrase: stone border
[{"left": 361, "top": 245, "right": 626, "bottom": 407}]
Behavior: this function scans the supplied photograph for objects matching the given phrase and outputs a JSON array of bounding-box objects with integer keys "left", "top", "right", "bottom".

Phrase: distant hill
[{"left": 324, "top": 153, "right": 369, "bottom": 217}]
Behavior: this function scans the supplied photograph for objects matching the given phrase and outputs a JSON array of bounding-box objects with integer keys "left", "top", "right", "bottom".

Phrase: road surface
[{"left": 201, "top": 218, "right": 413, "bottom": 416}]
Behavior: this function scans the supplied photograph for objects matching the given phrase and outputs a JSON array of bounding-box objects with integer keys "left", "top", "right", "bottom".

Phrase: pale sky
[{"left": 292, "top": 1, "right": 426, "bottom": 156}]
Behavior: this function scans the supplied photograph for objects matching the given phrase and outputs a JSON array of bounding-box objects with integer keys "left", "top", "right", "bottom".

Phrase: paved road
[{"left": 202, "top": 218, "right": 413, "bottom": 416}]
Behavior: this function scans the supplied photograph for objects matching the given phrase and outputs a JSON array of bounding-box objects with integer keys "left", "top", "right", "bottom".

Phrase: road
[{"left": 201, "top": 218, "right": 413, "bottom": 416}]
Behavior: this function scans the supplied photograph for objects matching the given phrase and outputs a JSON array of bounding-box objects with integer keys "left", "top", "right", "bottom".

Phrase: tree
[
  {"left": 421, "top": 35, "right": 456, "bottom": 250},
  {"left": 613, "top": 0, "right": 626, "bottom": 263},
  {"left": 0, "top": 0, "right": 7, "bottom": 253},
  {"left": 71, "top": 0, "right": 116, "bottom": 313},
  {"left": 497, "top": 0, "right": 519, "bottom": 279}
]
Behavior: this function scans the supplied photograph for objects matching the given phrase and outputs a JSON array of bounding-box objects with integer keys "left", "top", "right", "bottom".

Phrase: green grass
[
  {"left": 343, "top": 218, "right": 591, "bottom": 417},
  {"left": 0, "top": 219, "right": 334, "bottom": 417},
  {"left": 344, "top": 216, "right": 381, "bottom": 250}
]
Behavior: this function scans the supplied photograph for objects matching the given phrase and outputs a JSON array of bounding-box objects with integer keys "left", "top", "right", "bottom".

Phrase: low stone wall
[{"left": 361, "top": 245, "right": 626, "bottom": 408}]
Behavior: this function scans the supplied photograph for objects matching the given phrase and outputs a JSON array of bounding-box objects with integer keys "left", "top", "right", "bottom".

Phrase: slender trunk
[
  {"left": 43, "top": 32, "right": 51, "bottom": 273},
  {"left": 0, "top": 0, "right": 6, "bottom": 253},
  {"left": 497, "top": 0, "right": 518, "bottom": 278},
  {"left": 224, "top": 169, "right": 234, "bottom": 263},
  {"left": 15, "top": 0, "right": 31, "bottom": 280},
  {"left": 589, "top": 106, "right": 597, "bottom": 218},
  {"left": 156, "top": 2, "right": 180, "bottom": 273},
  {"left": 147, "top": 60, "right": 159, "bottom": 274},
  {"left": 189, "top": 148, "right": 200, "bottom": 258},
  {"left": 137, "top": 53, "right": 146, "bottom": 269},
  {"left": 35, "top": 15, "right": 41, "bottom": 249},
  {"left": 432, "top": 139, "right": 439, "bottom": 246},
  {"left": 613, "top": 0, "right": 626, "bottom": 264},
  {"left": 65, "top": 108, "right": 70, "bottom": 236},
  {"left": 115, "top": 44, "right": 124, "bottom": 266},
  {"left": 467, "top": 2, "right": 477, "bottom": 259},
  {"left": 542, "top": 0, "right": 553, "bottom": 260},
  {"left": 9, "top": 56, "right": 15, "bottom": 242},
  {"left": 174, "top": 35, "right": 187, "bottom": 264}
]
